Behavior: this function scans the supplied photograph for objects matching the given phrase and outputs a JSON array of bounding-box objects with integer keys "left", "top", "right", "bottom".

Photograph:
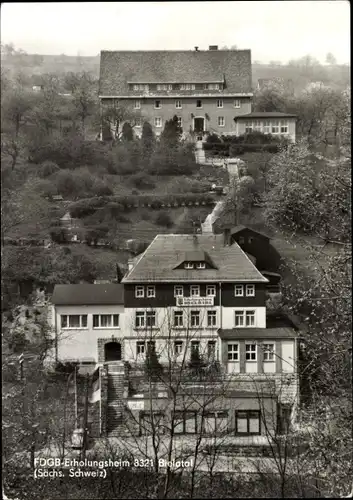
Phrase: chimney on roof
[
  {"left": 116, "top": 264, "right": 123, "bottom": 283},
  {"left": 209, "top": 45, "right": 218, "bottom": 51},
  {"left": 223, "top": 227, "right": 231, "bottom": 246},
  {"left": 194, "top": 46, "right": 199, "bottom": 52}
]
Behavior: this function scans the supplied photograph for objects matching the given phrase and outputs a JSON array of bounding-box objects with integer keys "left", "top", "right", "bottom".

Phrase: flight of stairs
[
  {"left": 194, "top": 140, "right": 206, "bottom": 164},
  {"left": 106, "top": 364, "right": 125, "bottom": 436}
]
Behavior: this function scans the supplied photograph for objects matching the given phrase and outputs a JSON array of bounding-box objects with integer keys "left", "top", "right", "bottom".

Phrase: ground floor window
[
  {"left": 139, "top": 412, "right": 164, "bottom": 435},
  {"left": 235, "top": 410, "right": 261, "bottom": 435},
  {"left": 203, "top": 411, "right": 229, "bottom": 434},
  {"left": 174, "top": 411, "right": 197, "bottom": 434},
  {"left": 190, "top": 340, "right": 200, "bottom": 354},
  {"left": 136, "top": 341, "right": 145, "bottom": 356},
  {"left": 174, "top": 340, "right": 183, "bottom": 356},
  {"left": 207, "top": 341, "right": 217, "bottom": 359},
  {"left": 136, "top": 340, "right": 156, "bottom": 358},
  {"left": 277, "top": 404, "right": 292, "bottom": 435}
]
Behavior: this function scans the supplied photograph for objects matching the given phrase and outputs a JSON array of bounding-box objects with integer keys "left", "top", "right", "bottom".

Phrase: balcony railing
[{"left": 176, "top": 296, "right": 214, "bottom": 307}]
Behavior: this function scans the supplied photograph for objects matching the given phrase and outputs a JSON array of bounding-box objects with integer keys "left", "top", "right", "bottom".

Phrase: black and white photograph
[{"left": 1, "top": 1, "right": 351, "bottom": 498}]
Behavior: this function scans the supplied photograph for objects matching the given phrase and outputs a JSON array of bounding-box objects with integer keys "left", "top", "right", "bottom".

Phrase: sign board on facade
[
  {"left": 176, "top": 297, "right": 214, "bottom": 307},
  {"left": 127, "top": 400, "right": 145, "bottom": 410}
]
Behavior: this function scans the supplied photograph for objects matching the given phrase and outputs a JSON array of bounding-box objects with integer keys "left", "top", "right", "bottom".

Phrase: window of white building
[
  {"left": 61, "top": 315, "right": 87, "bottom": 329},
  {"left": 227, "top": 343, "right": 239, "bottom": 361},
  {"left": 280, "top": 121, "right": 288, "bottom": 133},
  {"left": 263, "top": 343, "right": 275, "bottom": 361},
  {"left": 93, "top": 314, "right": 119, "bottom": 328},
  {"left": 190, "top": 312, "right": 200, "bottom": 327},
  {"left": 173, "top": 311, "right": 184, "bottom": 328},
  {"left": 271, "top": 121, "right": 280, "bottom": 134},
  {"left": 207, "top": 310, "right": 217, "bottom": 327},
  {"left": 245, "top": 343, "right": 257, "bottom": 360}
]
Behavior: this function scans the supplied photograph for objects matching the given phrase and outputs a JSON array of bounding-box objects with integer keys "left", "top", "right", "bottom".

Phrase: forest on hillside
[{"left": 1, "top": 43, "right": 350, "bottom": 92}]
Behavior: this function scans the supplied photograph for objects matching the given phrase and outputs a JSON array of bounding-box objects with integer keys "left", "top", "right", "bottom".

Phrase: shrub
[
  {"left": 155, "top": 212, "right": 173, "bottom": 228},
  {"left": 84, "top": 225, "right": 109, "bottom": 246},
  {"left": 37, "top": 161, "right": 60, "bottom": 178},
  {"left": 53, "top": 170, "right": 113, "bottom": 199},
  {"left": 34, "top": 179, "right": 58, "bottom": 198},
  {"left": 205, "top": 133, "right": 222, "bottom": 144},
  {"left": 202, "top": 142, "right": 229, "bottom": 153},
  {"left": 141, "top": 210, "right": 151, "bottom": 221},
  {"left": 229, "top": 144, "right": 245, "bottom": 156},
  {"left": 130, "top": 173, "right": 156, "bottom": 190},
  {"left": 188, "top": 348, "right": 205, "bottom": 374},
  {"left": 115, "top": 214, "right": 130, "bottom": 223},
  {"left": 144, "top": 344, "right": 163, "bottom": 379},
  {"left": 69, "top": 198, "right": 107, "bottom": 218},
  {"left": 50, "top": 227, "right": 67, "bottom": 244},
  {"left": 148, "top": 144, "right": 197, "bottom": 176},
  {"left": 8, "top": 329, "right": 27, "bottom": 353},
  {"left": 55, "top": 361, "right": 79, "bottom": 375}
]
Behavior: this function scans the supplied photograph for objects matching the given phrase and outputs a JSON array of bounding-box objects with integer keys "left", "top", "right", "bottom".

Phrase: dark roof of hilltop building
[
  {"left": 122, "top": 234, "right": 268, "bottom": 283},
  {"left": 99, "top": 49, "right": 252, "bottom": 96},
  {"left": 229, "top": 225, "right": 271, "bottom": 240},
  {"left": 52, "top": 284, "right": 124, "bottom": 305},
  {"left": 234, "top": 112, "right": 297, "bottom": 120}
]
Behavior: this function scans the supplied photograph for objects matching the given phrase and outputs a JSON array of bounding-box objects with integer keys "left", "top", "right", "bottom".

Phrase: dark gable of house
[{"left": 229, "top": 227, "right": 282, "bottom": 273}]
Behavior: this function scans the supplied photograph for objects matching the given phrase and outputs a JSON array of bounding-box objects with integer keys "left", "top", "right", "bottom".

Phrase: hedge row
[
  {"left": 203, "top": 142, "right": 230, "bottom": 152},
  {"left": 69, "top": 194, "right": 216, "bottom": 218},
  {"left": 204, "top": 143, "right": 281, "bottom": 156}
]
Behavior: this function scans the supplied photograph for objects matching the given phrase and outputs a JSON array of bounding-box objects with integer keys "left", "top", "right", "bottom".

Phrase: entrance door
[
  {"left": 104, "top": 342, "right": 122, "bottom": 362},
  {"left": 194, "top": 117, "right": 205, "bottom": 139}
]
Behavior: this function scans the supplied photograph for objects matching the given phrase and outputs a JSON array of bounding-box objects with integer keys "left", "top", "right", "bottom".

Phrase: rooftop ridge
[
  {"left": 100, "top": 49, "right": 251, "bottom": 53},
  {"left": 122, "top": 233, "right": 268, "bottom": 283}
]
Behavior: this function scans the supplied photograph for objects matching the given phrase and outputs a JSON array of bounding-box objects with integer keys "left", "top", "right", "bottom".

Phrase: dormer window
[
  {"left": 175, "top": 252, "right": 217, "bottom": 271},
  {"left": 157, "top": 84, "right": 172, "bottom": 91},
  {"left": 180, "top": 84, "right": 195, "bottom": 90},
  {"left": 204, "top": 83, "right": 220, "bottom": 90},
  {"left": 133, "top": 84, "right": 149, "bottom": 91}
]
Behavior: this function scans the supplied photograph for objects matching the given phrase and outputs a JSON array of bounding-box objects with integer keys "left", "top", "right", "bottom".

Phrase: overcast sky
[{"left": 1, "top": 1, "right": 350, "bottom": 63}]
